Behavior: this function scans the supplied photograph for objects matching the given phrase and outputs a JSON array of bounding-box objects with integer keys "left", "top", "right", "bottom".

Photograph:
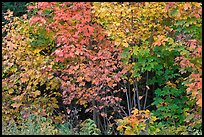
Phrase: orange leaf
[
  {"left": 12, "top": 95, "right": 23, "bottom": 101},
  {"left": 196, "top": 98, "right": 202, "bottom": 107},
  {"left": 77, "top": 76, "right": 83, "bottom": 82},
  {"left": 130, "top": 117, "right": 139, "bottom": 127},
  {"left": 85, "top": 76, "right": 91, "bottom": 82},
  {"left": 108, "top": 80, "right": 114, "bottom": 87},
  {"left": 184, "top": 3, "right": 191, "bottom": 10},
  {"left": 21, "top": 77, "right": 28, "bottom": 83},
  {"left": 11, "top": 103, "right": 22, "bottom": 108}
]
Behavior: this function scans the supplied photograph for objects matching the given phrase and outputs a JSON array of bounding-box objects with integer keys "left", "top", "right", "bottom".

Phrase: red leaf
[{"left": 67, "top": 109, "right": 71, "bottom": 114}]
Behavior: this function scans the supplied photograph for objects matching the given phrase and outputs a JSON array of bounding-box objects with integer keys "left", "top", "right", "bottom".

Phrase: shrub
[
  {"left": 79, "top": 119, "right": 101, "bottom": 135},
  {"left": 2, "top": 114, "right": 59, "bottom": 135}
]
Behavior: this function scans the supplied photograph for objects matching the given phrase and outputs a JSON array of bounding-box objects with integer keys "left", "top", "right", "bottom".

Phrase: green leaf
[{"left": 170, "top": 8, "right": 178, "bottom": 16}]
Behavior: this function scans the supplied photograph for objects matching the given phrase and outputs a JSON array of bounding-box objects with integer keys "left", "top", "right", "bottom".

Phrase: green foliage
[
  {"left": 2, "top": 2, "right": 28, "bottom": 17},
  {"left": 2, "top": 114, "right": 59, "bottom": 135},
  {"left": 54, "top": 119, "right": 101, "bottom": 135},
  {"left": 55, "top": 122, "right": 73, "bottom": 135},
  {"left": 79, "top": 119, "right": 101, "bottom": 135},
  {"left": 152, "top": 85, "right": 189, "bottom": 127}
]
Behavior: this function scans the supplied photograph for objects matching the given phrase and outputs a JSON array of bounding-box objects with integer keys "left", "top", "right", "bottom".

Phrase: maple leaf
[
  {"left": 130, "top": 117, "right": 139, "bottom": 127},
  {"left": 153, "top": 40, "right": 162, "bottom": 46}
]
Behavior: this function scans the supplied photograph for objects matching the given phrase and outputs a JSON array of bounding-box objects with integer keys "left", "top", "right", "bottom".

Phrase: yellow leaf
[
  {"left": 150, "top": 116, "right": 157, "bottom": 124},
  {"left": 124, "top": 127, "right": 135, "bottom": 135},
  {"left": 123, "top": 42, "right": 129, "bottom": 47},
  {"left": 132, "top": 109, "right": 139, "bottom": 115},
  {"left": 8, "top": 89, "right": 14, "bottom": 94},
  {"left": 140, "top": 125, "right": 146, "bottom": 131},
  {"left": 34, "top": 90, "right": 41, "bottom": 96},
  {"left": 52, "top": 103, "right": 59, "bottom": 108}
]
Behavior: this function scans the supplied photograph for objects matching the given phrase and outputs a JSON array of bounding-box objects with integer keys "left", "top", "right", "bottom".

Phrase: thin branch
[
  {"left": 125, "top": 86, "right": 131, "bottom": 115},
  {"left": 133, "top": 81, "right": 141, "bottom": 110},
  {"left": 143, "top": 71, "right": 149, "bottom": 110},
  {"left": 128, "top": 79, "right": 132, "bottom": 111},
  {"left": 133, "top": 86, "right": 136, "bottom": 108}
]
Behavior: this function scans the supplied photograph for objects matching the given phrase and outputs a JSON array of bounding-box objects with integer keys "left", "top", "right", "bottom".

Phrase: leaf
[
  {"left": 108, "top": 80, "right": 114, "bottom": 87},
  {"left": 124, "top": 126, "right": 135, "bottom": 135},
  {"left": 77, "top": 76, "right": 83, "bottom": 82},
  {"left": 170, "top": 8, "right": 178, "bottom": 16},
  {"left": 67, "top": 109, "right": 71, "bottom": 114},
  {"left": 196, "top": 98, "right": 202, "bottom": 107},
  {"left": 11, "top": 103, "right": 22, "bottom": 108},
  {"left": 185, "top": 114, "right": 194, "bottom": 122},
  {"left": 8, "top": 88, "right": 14, "bottom": 94},
  {"left": 139, "top": 96, "right": 143, "bottom": 100},
  {"left": 184, "top": 3, "right": 191, "bottom": 10},
  {"left": 117, "top": 125, "right": 126, "bottom": 132},
  {"left": 85, "top": 76, "right": 91, "bottom": 82},
  {"left": 132, "top": 109, "right": 139, "bottom": 115},
  {"left": 123, "top": 42, "right": 129, "bottom": 47},
  {"left": 33, "top": 90, "right": 41, "bottom": 97},
  {"left": 12, "top": 95, "right": 24, "bottom": 101},
  {"left": 20, "top": 77, "right": 28, "bottom": 83}
]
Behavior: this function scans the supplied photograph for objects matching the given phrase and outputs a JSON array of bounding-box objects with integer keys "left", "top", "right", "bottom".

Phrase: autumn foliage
[{"left": 2, "top": 2, "right": 202, "bottom": 135}]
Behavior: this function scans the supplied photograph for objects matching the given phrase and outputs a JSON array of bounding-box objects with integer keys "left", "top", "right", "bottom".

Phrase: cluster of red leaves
[
  {"left": 28, "top": 2, "right": 127, "bottom": 114},
  {"left": 174, "top": 34, "right": 202, "bottom": 108}
]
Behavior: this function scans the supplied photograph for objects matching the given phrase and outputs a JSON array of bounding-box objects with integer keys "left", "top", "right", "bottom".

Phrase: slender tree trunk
[
  {"left": 125, "top": 86, "right": 131, "bottom": 115},
  {"left": 133, "top": 81, "right": 141, "bottom": 110},
  {"left": 92, "top": 100, "right": 97, "bottom": 124}
]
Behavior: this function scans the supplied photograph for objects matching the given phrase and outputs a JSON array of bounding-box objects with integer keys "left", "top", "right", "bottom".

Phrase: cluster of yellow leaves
[
  {"left": 92, "top": 2, "right": 201, "bottom": 56},
  {"left": 92, "top": 2, "right": 132, "bottom": 47},
  {"left": 92, "top": 2, "right": 176, "bottom": 84},
  {"left": 2, "top": 12, "right": 62, "bottom": 124},
  {"left": 92, "top": 2, "right": 170, "bottom": 48},
  {"left": 116, "top": 109, "right": 157, "bottom": 135}
]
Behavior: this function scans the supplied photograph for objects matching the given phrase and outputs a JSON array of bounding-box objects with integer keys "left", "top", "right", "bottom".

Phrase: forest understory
[{"left": 2, "top": 2, "right": 202, "bottom": 135}]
